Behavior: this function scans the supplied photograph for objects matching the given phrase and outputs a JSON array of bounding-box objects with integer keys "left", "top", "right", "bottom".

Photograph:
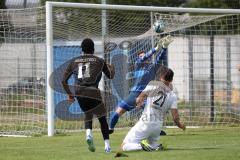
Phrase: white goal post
[{"left": 46, "top": 2, "right": 240, "bottom": 136}]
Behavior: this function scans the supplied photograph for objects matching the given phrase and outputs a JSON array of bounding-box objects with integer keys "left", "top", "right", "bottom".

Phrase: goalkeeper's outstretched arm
[
  {"left": 137, "top": 36, "right": 172, "bottom": 62},
  {"left": 137, "top": 48, "right": 157, "bottom": 62},
  {"left": 154, "top": 35, "right": 174, "bottom": 64},
  {"left": 137, "top": 35, "right": 173, "bottom": 63}
]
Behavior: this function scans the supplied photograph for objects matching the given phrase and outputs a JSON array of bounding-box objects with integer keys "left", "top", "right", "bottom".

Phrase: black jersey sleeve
[{"left": 102, "top": 62, "right": 115, "bottom": 79}]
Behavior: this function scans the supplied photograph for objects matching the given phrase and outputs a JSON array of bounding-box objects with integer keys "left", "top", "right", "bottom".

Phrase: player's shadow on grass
[
  {"left": 166, "top": 147, "right": 220, "bottom": 151},
  {"left": 166, "top": 133, "right": 198, "bottom": 136}
]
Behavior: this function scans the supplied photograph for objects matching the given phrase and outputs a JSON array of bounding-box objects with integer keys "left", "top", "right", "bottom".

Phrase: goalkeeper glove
[{"left": 161, "top": 35, "right": 174, "bottom": 48}]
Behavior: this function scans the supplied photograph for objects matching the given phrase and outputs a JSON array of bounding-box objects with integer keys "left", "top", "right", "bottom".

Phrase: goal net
[
  {"left": 0, "top": 3, "right": 240, "bottom": 136},
  {"left": 0, "top": 7, "right": 46, "bottom": 136}
]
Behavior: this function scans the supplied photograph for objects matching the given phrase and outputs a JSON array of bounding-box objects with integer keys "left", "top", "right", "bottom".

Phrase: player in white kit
[{"left": 120, "top": 66, "right": 186, "bottom": 152}]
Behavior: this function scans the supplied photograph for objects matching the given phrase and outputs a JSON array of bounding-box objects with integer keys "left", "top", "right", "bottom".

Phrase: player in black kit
[{"left": 62, "top": 38, "right": 115, "bottom": 153}]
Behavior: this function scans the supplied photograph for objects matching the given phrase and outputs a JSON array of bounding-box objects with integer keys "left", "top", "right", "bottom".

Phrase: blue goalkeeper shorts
[{"left": 118, "top": 91, "right": 141, "bottom": 111}]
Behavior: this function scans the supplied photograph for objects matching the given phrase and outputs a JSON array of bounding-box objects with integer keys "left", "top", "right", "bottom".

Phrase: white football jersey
[{"left": 139, "top": 80, "right": 177, "bottom": 124}]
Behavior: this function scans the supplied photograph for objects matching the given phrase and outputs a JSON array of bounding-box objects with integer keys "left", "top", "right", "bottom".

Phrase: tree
[
  {"left": 224, "top": 0, "right": 240, "bottom": 9},
  {"left": 0, "top": 0, "right": 7, "bottom": 44},
  {"left": 41, "top": 0, "right": 101, "bottom": 6},
  {"left": 183, "top": 0, "right": 240, "bottom": 9},
  {"left": 0, "top": 0, "right": 6, "bottom": 9},
  {"left": 183, "top": 0, "right": 228, "bottom": 8},
  {"left": 182, "top": 0, "right": 240, "bottom": 35}
]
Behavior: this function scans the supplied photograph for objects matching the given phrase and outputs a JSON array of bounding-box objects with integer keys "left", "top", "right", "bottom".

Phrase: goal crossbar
[{"left": 47, "top": 1, "right": 240, "bottom": 14}]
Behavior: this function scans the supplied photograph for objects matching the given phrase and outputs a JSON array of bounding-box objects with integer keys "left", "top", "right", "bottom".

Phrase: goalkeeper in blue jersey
[{"left": 109, "top": 35, "right": 174, "bottom": 134}]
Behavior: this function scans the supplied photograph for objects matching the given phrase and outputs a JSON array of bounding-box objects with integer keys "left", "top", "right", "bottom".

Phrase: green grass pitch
[{"left": 0, "top": 127, "right": 240, "bottom": 160}]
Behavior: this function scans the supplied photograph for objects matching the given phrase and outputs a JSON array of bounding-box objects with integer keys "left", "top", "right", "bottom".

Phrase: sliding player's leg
[
  {"left": 147, "top": 126, "right": 167, "bottom": 151},
  {"left": 148, "top": 136, "right": 167, "bottom": 151},
  {"left": 109, "top": 92, "right": 140, "bottom": 134},
  {"left": 121, "top": 121, "right": 149, "bottom": 151},
  {"left": 121, "top": 142, "right": 142, "bottom": 151},
  {"left": 148, "top": 131, "right": 161, "bottom": 150}
]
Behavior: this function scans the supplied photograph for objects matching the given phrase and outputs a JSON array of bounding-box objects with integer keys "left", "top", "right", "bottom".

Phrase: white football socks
[
  {"left": 104, "top": 139, "right": 110, "bottom": 148},
  {"left": 86, "top": 129, "right": 92, "bottom": 138}
]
